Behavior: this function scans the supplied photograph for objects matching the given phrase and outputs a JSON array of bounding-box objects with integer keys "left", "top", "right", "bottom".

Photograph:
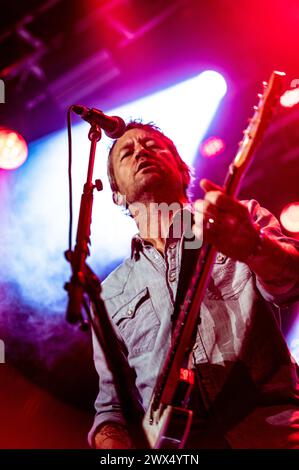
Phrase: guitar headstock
[{"left": 234, "top": 70, "right": 285, "bottom": 168}]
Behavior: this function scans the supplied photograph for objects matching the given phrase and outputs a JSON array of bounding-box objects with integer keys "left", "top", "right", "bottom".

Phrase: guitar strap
[
  {"left": 171, "top": 211, "right": 201, "bottom": 332},
  {"left": 171, "top": 213, "right": 209, "bottom": 421}
]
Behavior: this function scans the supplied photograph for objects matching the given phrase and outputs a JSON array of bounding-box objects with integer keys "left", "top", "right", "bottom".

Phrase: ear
[{"left": 112, "top": 191, "right": 126, "bottom": 206}]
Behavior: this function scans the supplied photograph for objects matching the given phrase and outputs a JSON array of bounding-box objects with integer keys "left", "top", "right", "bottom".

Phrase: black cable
[{"left": 67, "top": 106, "right": 73, "bottom": 252}]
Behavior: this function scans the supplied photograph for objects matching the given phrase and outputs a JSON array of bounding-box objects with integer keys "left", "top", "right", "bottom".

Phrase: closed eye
[
  {"left": 120, "top": 150, "right": 132, "bottom": 160},
  {"left": 145, "top": 141, "right": 162, "bottom": 150}
]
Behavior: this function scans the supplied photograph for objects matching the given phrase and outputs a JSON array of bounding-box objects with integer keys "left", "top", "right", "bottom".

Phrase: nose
[{"left": 133, "top": 142, "right": 150, "bottom": 160}]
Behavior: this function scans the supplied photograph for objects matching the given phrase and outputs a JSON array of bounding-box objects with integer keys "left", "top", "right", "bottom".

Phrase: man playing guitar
[{"left": 89, "top": 116, "right": 299, "bottom": 449}]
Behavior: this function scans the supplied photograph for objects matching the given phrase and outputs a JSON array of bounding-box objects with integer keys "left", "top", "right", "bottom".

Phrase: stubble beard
[{"left": 132, "top": 170, "right": 182, "bottom": 205}]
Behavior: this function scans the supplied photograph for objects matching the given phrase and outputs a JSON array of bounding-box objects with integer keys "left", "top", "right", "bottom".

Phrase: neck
[{"left": 129, "top": 195, "right": 188, "bottom": 252}]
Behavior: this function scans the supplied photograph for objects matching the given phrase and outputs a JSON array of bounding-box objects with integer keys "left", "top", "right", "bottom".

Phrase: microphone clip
[{"left": 72, "top": 104, "right": 126, "bottom": 139}]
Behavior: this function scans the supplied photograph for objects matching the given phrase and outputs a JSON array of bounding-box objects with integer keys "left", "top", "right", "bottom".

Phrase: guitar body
[
  {"left": 143, "top": 366, "right": 195, "bottom": 448},
  {"left": 143, "top": 403, "right": 193, "bottom": 449}
]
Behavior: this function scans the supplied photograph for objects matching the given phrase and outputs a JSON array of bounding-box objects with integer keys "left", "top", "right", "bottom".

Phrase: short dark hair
[{"left": 107, "top": 120, "right": 192, "bottom": 198}]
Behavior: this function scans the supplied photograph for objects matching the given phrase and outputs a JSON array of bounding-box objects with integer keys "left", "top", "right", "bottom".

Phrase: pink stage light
[
  {"left": 280, "top": 87, "right": 299, "bottom": 108},
  {"left": 0, "top": 128, "right": 28, "bottom": 170},
  {"left": 200, "top": 136, "right": 225, "bottom": 158},
  {"left": 280, "top": 202, "right": 299, "bottom": 233}
]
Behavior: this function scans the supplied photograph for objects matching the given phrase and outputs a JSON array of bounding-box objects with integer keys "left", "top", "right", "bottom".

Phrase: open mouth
[{"left": 136, "top": 161, "right": 157, "bottom": 173}]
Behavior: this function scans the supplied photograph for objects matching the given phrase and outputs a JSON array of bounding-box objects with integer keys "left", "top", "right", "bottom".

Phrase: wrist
[
  {"left": 245, "top": 225, "right": 298, "bottom": 287},
  {"left": 94, "top": 422, "right": 132, "bottom": 449},
  {"left": 246, "top": 222, "right": 265, "bottom": 262}
]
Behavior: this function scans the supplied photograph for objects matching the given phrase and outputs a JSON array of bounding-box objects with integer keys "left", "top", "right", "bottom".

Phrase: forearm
[
  {"left": 246, "top": 230, "right": 299, "bottom": 293},
  {"left": 94, "top": 422, "right": 132, "bottom": 449}
]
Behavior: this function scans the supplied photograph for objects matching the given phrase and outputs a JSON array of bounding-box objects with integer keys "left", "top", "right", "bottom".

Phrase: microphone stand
[{"left": 65, "top": 123, "right": 149, "bottom": 449}]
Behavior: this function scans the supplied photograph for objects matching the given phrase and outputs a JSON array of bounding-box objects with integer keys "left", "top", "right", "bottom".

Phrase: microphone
[{"left": 72, "top": 104, "right": 126, "bottom": 138}]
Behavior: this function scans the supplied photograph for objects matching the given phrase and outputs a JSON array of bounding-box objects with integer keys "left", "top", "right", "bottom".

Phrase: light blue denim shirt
[{"left": 88, "top": 200, "right": 299, "bottom": 447}]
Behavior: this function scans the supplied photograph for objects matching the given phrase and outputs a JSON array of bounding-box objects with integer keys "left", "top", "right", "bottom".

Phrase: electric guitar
[{"left": 143, "top": 71, "right": 285, "bottom": 449}]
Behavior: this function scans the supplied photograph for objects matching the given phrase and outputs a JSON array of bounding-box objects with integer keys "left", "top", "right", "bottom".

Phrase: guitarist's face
[{"left": 110, "top": 128, "right": 187, "bottom": 205}]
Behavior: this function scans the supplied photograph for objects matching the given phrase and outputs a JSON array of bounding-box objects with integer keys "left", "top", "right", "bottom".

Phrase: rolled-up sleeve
[{"left": 246, "top": 199, "right": 299, "bottom": 306}]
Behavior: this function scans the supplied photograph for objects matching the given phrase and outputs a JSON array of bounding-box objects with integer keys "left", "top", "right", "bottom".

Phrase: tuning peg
[
  {"left": 253, "top": 105, "right": 258, "bottom": 110},
  {"left": 64, "top": 249, "right": 72, "bottom": 262},
  {"left": 94, "top": 179, "right": 103, "bottom": 191},
  {"left": 257, "top": 93, "right": 262, "bottom": 99},
  {"left": 262, "top": 81, "right": 268, "bottom": 88}
]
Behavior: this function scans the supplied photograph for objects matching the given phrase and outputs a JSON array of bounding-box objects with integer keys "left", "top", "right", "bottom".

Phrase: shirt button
[
  {"left": 216, "top": 253, "right": 226, "bottom": 263},
  {"left": 169, "top": 272, "right": 176, "bottom": 282},
  {"left": 127, "top": 309, "right": 134, "bottom": 317}
]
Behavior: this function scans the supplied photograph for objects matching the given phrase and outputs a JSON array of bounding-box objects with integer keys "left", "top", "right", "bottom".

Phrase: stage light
[
  {"left": 109, "top": 70, "right": 227, "bottom": 165},
  {"left": 200, "top": 136, "right": 225, "bottom": 158},
  {"left": 280, "top": 88, "right": 299, "bottom": 108},
  {"left": 0, "top": 128, "right": 28, "bottom": 170},
  {"left": 280, "top": 202, "right": 299, "bottom": 233}
]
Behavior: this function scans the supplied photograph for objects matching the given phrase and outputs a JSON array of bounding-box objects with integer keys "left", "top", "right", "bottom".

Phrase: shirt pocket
[
  {"left": 207, "top": 257, "right": 252, "bottom": 300},
  {"left": 112, "top": 287, "right": 160, "bottom": 358}
]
